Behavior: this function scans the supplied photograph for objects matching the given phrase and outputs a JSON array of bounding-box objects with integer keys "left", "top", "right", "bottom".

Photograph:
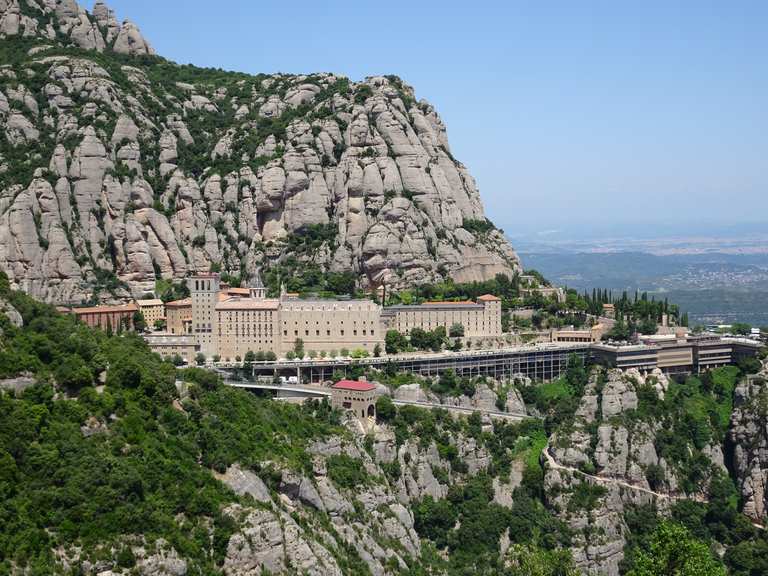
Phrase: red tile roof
[
  {"left": 332, "top": 380, "right": 376, "bottom": 392},
  {"left": 477, "top": 294, "right": 501, "bottom": 302},
  {"left": 423, "top": 300, "right": 475, "bottom": 306},
  {"left": 72, "top": 303, "right": 138, "bottom": 314}
]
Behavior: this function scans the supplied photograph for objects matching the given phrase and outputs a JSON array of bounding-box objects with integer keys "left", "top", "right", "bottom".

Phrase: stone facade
[
  {"left": 331, "top": 380, "right": 377, "bottom": 429},
  {"left": 381, "top": 294, "right": 502, "bottom": 338},
  {"left": 136, "top": 298, "right": 165, "bottom": 326},
  {"left": 280, "top": 298, "right": 382, "bottom": 356},
  {"left": 166, "top": 298, "right": 192, "bottom": 335},
  {"left": 187, "top": 273, "right": 506, "bottom": 360},
  {"left": 144, "top": 334, "right": 198, "bottom": 363},
  {"left": 190, "top": 273, "right": 384, "bottom": 361},
  {"left": 191, "top": 274, "right": 220, "bottom": 357},
  {"left": 68, "top": 302, "right": 138, "bottom": 331}
]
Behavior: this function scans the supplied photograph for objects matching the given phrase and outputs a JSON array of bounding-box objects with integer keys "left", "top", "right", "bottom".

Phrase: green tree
[
  {"left": 293, "top": 338, "right": 305, "bottom": 359},
  {"left": 195, "top": 353, "right": 206, "bottom": 366},
  {"left": 153, "top": 319, "right": 166, "bottom": 331},
  {"left": 373, "top": 343, "right": 382, "bottom": 357},
  {"left": 385, "top": 330, "right": 407, "bottom": 354},
  {"left": 449, "top": 323, "right": 465, "bottom": 337},
  {"left": 243, "top": 350, "right": 255, "bottom": 367},
  {"left": 504, "top": 544, "right": 578, "bottom": 576},
  {"left": 628, "top": 522, "right": 726, "bottom": 576},
  {"left": 55, "top": 355, "right": 93, "bottom": 391},
  {"left": 375, "top": 395, "right": 396, "bottom": 422},
  {"left": 132, "top": 310, "right": 146, "bottom": 332}
]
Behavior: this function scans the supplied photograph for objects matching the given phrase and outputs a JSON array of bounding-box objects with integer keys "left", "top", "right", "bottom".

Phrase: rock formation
[
  {"left": 543, "top": 368, "right": 725, "bottom": 575},
  {"left": 0, "top": 0, "right": 520, "bottom": 304},
  {"left": 730, "top": 364, "right": 768, "bottom": 522}
]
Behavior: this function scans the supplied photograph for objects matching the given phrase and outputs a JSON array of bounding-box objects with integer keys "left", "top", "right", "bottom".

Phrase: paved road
[
  {"left": 391, "top": 399, "right": 531, "bottom": 420},
  {"left": 224, "top": 380, "right": 533, "bottom": 420}
]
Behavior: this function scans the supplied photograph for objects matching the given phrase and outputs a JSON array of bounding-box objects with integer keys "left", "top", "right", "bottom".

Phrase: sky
[{"left": 91, "top": 1, "right": 768, "bottom": 237}]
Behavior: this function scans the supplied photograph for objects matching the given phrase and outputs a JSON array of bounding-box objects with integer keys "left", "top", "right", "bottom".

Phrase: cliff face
[
  {"left": 0, "top": 0, "right": 520, "bottom": 304},
  {"left": 543, "top": 368, "right": 729, "bottom": 575},
  {"left": 729, "top": 366, "right": 768, "bottom": 522}
]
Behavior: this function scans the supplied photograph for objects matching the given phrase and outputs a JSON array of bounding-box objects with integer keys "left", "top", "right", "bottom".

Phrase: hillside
[
  {"left": 1, "top": 274, "right": 768, "bottom": 575},
  {"left": 0, "top": 0, "right": 520, "bottom": 304}
]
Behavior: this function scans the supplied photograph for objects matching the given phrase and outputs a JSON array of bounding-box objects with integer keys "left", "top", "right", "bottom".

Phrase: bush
[{"left": 326, "top": 454, "right": 369, "bottom": 489}]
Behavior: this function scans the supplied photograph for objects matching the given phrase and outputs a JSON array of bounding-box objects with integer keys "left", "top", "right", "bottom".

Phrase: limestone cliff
[
  {"left": 729, "top": 363, "right": 768, "bottom": 523},
  {"left": 0, "top": 0, "right": 520, "bottom": 303},
  {"left": 543, "top": 368, "right": 728, "bottom": 575}
]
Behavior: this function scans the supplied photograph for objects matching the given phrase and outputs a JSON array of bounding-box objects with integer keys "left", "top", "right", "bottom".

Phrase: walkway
[
  {"left": 542, "top": 444, "right": 703, "bottom": 502},
  {"left": 225, "top": 380, "right": 532, "bottom": 420}
]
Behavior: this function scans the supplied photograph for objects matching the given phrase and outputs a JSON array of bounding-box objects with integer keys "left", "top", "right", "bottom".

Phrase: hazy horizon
[{"left": 92, "top": 1, "right": 768, "bottom": 236}]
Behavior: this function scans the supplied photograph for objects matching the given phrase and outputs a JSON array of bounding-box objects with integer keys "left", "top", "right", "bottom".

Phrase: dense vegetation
[
  {"left": 0, "top": 268, "right": 765, "bottom": 574},
  {"left": 0, "top": 273, "right": 344, "bottom": 574}
]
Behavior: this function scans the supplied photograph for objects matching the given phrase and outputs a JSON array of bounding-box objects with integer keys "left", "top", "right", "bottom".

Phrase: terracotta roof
[
  {"left": 477, "top": 294, "right": 501, "bottom": 302},
  {"left": 166, "top": 298, "right": 192, "bottom": 308},
  {"left": 423, "top": 300, "right": 475, "bottom": 306},
  {"left": 225, "top": 287, "right": 250, "bottom": 296},
  {"left": 73, "top": 303, "right": 138, "bottom": 314},
  {"left": 332, "top": 380, "right": 376, "bottom": 392}
]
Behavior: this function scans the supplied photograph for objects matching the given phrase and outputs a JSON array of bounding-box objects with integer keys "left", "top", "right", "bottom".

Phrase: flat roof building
[
  {"left": 136, "top": 298, "right": 165, "bottom": 327},
  {"left": 381, "top": 294, "right": 502, "bottom": 338},
  {"left": 592, "top": 335, "right": 762, "bottom": 374},
  {"left": 144, "top": 334, "right": 199, "bottom": 364},
  {"left": 166, "top": 298, "right": 192, "bottom": 335}
]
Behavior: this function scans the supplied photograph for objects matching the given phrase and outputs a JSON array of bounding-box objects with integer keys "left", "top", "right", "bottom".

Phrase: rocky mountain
[
  {"left": 0, "top": 0, "right": 520, "bottom": 304},
  {"left": 730, "top": 369, "right": 768, "bottom": 522}
]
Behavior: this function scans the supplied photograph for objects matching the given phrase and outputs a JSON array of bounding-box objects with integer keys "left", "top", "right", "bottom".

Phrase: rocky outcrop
[
  {"left": 544, "top": 367, "right": 719, "bottom": 575},
  {"left": 0, "top": 0, "right": 152, "bottom": 54},
  {"left": 0, "top": 1, "right": 520, "bottom": 304},
  {"left": 391, "top": 377, "right": 528, "bottom": 414},
  {"left": 730, "top": 368, "right": 768, "bottom": 522}
]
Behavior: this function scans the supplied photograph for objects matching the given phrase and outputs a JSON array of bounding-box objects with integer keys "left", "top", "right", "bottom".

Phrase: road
[{"left": 224, "top": 380, "right": 533, "bottom": 420}]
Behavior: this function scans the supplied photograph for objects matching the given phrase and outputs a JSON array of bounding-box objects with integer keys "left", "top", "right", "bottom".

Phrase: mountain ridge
[{"left": 0, "top": 0, "right": 520, "bottom": 304}]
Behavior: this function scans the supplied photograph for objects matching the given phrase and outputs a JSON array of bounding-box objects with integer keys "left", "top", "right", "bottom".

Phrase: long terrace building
[
  {"left": 190, "top": 273, "right": 384, "bottom": 361},
  {"left": 381, "top": 295, "right": 502, "bottom": 337},
  {"left": 183, "top": 273, "right": 508, "bottom": 361},
  {"left": 592, "top": 334, "right": 762, "bottom": 374}
]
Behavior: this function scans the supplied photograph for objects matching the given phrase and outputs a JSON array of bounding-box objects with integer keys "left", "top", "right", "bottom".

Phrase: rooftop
[
  {"left": 215, "top": 297, "right": 280, "bottom": 311},
  {"left": 477, "top": 294, "right": 501, "bottom": 302},
  {"left": 332, "top": 380, "right": 377, "bottom": 392},
  {"left": 72, "top": 303, "right": 138, "bottom": 314},
  {"left": 166, "top": 298, "right": 192, "bottom": 308},
  {"left": 384, "top": 300, "right": 484, "bottom": 312},
  {"left": 136, "top": 298, "right": 164, "bottom": 307}
]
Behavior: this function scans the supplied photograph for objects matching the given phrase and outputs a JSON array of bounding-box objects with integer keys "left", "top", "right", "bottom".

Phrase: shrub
[{"left": 326, "top": 454, "right": 369, "bottom": 489}]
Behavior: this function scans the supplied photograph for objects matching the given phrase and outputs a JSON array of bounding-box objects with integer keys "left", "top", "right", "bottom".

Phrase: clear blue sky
[{"left": 92, "top": 1, "right": 768, "bottom": 236}]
